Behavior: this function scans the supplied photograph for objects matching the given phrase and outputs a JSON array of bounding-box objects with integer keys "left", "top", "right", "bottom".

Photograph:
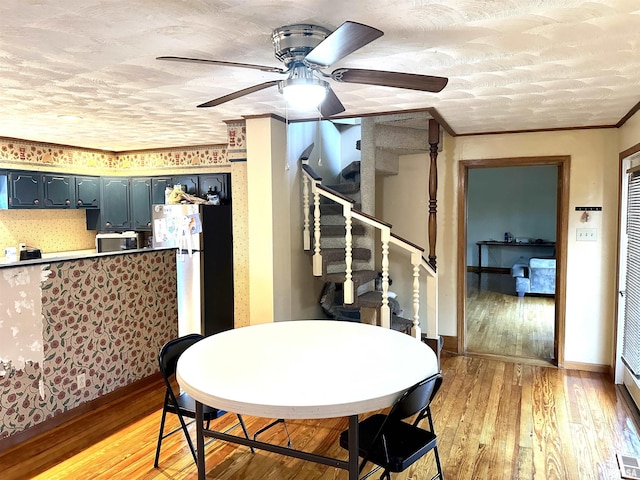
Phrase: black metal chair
[
  {"left": 154, "top": 333, "right": 253, "bottom": 468},
  {"left": 339, "top": 372, "right": 444, "bottom": 480}
]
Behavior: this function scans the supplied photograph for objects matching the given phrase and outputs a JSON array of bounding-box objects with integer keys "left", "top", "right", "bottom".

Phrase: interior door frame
[{"left": 456, "top": 156, "right": 570, "bottom": 367}]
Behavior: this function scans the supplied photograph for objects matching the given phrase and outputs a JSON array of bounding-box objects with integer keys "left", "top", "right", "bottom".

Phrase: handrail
[{"left": 301, "top": 163, "right": 438, "bottom": 339}]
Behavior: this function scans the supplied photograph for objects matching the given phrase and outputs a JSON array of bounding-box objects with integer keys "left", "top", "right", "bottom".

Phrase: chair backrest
[
  {"left": 158, "top": 333, "right": 204, "bottom": 381},
  {"left": 389, "top": 372, "right": 443, "bottom": 421}
]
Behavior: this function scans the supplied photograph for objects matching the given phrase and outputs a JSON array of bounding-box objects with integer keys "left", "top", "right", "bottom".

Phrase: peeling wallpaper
[
  {"left": 0, "top": 126, "right": 250, "bottom": 326},
  {"left": 0, "top": 265, "right": 50, "bottom": 375},
  {"left": 0, "top": 124, "right": 250, "bottom": 439},
  {"left": 0, "top": 250, "right": 177, "bottom": 439}
]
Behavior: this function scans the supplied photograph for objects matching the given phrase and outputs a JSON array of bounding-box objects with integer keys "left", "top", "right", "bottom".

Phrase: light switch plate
[{"left": 576, "top": 228, "right": 597, "bottom": 241}]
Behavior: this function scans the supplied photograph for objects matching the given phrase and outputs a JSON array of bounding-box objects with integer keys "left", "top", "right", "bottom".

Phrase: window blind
[{"left": 623, "top": 170, "right": 640, "bottom": 378}]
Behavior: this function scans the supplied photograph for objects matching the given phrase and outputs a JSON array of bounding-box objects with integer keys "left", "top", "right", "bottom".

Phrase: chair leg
[
  {"left": 153, "top": 403, "right": 169, "bottom": 468},
  {"left": 432, "top": 445, "right": 444, "bottom": 480},
  {"left": 175, "top": 411, "right": 198, "bottom": 465},
  {"left": 253, "top": 418, "right": 291, "bottom": 448}
]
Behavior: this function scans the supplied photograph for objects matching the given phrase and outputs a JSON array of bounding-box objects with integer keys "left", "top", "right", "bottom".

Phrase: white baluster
[
  {"left": 302, "top": 175, "right": 310, "bottom": 251},
  {"left": 380, "top": 228, "right": 391, "bottom": 329},
  {"left": 411, "top": 251, "right": 422, "bottom": 339},
  {"left": 312, "top": 185, "right": 322, "bottom": 276},
  {"left": 343, "top": 206, "right": 354, "bottom": 304}
]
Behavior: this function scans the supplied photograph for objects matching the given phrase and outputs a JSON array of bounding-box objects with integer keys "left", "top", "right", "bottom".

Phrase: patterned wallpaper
[
  {"left": 0, "top": 123, "right": 250, "bottom": 328},
  {"left": 0, "top": 138, "right": 229, "bottom": 174},
  {"left": 0, "top": 249, "right": 178, "bottom": 439},
  {"left": 0, "top": 209, "right": 96, "bottom": 256}
]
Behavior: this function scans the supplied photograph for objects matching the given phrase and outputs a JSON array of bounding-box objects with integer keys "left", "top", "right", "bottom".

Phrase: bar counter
[{"left": 0, "top": 247, "right": 178, "bottom": 445}]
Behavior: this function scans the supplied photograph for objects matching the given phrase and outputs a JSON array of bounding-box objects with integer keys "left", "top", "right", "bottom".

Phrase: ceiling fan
[{"left": 157, "top": 21, "right": 448, "bottom": 117}]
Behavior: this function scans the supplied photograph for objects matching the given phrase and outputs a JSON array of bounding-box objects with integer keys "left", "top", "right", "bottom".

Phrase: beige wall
[
  {"left": 381, "top": 128, "right": 620, "bottom": 366},
  {"left": 619, "top": 111, "right": 640, "bottom": 153},
  {"left": 246, "top": 116, "right": 292, "bottom": 324}
]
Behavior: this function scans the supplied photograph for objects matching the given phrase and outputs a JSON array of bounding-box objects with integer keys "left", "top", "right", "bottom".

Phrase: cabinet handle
[
  {"left": 105, "top": 222, "right": 112, "bottom": 227},
  {"left": 34, "top": 199, "right": 39, "bottom": 205},
  {"left": 65, "top": 200, "right": 71, "bottom": 206},
  {"left": 77, "top": 200, "right": 83, "bottom": 206}
]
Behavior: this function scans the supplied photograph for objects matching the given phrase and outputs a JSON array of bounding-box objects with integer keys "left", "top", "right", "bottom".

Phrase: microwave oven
[{"left": 95, "top": 232, "right": 140, "bottom": 253}]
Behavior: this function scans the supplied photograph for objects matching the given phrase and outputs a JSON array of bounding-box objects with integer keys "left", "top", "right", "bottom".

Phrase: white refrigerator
[{"left": 152, "top": 203, "right": 234, "bottom": 337}]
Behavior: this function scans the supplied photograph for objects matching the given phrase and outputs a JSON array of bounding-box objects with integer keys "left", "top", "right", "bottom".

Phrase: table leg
[
  {"left": 478, "top": 243, "right": 482, "bottom": 274},
  {"left": 196, "top": 401, "right": 205, "bottom": 480},
  {"left": 348, "top": 415, "right": 359, "bottom": 479}
]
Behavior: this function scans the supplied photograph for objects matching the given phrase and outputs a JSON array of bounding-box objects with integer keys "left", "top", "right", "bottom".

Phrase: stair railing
[{"left": 301, "top": 164, "right": 437, "bottom": 340}]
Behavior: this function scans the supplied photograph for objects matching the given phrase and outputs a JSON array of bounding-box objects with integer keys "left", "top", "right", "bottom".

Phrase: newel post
[{"left": 428, "top": 119, "right": 440, "bottom": 270}]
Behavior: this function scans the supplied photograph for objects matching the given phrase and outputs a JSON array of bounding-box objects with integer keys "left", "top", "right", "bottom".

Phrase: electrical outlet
[
  {"left": 77, "top": 373, "right": 86, "bottom": 390},
  {"left": 576, "top": 228, "right": 597, "bottom": 242}
]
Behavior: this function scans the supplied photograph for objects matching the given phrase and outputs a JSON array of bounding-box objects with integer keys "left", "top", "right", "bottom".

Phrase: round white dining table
[{"left": 177, "top": 319, "right": 438, "bottom": 479}]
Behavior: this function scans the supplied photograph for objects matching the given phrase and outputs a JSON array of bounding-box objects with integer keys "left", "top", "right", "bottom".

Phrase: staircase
[{"left": 302, "top": 159, "right": 434, "bottom": 337}]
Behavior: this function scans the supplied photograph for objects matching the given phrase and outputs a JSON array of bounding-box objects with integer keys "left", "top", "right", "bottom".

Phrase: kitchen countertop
[{"left": 0, "top": 247, "right": 175, "bottom": 269}]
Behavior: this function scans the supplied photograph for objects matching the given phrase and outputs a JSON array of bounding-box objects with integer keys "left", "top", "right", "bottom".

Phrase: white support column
[
  {"left": 343, "top": 206, "right": 354, "bottom": 304},
  {"left": 380, "top": 228, "right": 391, "bottom": 329},
  {"left": 302, "top": 175, "right": 311, "bottom": 251},
  {"left": 312, "top": 186, "right": 323, "bottom": 276},
  {"left": 410, "top": 251, "right": 422, "bottom": 339}
]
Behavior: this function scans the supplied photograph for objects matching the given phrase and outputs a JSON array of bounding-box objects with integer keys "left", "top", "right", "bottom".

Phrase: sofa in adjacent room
[{"left": 511, "top": 257, "right": 556, "bottom": 297}]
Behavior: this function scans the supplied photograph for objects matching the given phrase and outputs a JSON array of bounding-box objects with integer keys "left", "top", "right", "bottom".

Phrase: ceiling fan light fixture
[{"left": 279, "top": 77, "right": 329, "bottom": 110}]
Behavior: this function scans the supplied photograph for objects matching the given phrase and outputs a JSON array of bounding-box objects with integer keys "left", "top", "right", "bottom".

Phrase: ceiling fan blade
[
  {"left": 319, "top": 87, "right": 346, "bottom": 117},
  {"left": 331, "top": 68, "right": 448, "bottom": 93},
  {"left": 197, "top": 81, "right": 279, "bottom": 108},
  {"left": 305, "top": 21, "right": 383, "bottom": 67},
  {"left": 157, "top": 56, "right": 286, "bottom": 74}
]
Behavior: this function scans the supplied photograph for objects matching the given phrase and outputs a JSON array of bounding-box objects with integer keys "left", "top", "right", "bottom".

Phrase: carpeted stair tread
[
  {"left": 358, "top": 290, "right": 386, "bottom": 308},
  {"left": 391, "top": 315, "right": 413, "bottom": 333},
  {"left": 341, "top": 161, "right": 361, "bottom": 179},
  {"left": 320, "top": 203, "right": 362, "bottom": 215},
  {"left": 321, "top": 247, "right": 371, "bottom": 262},
  {"left": 321, "top": 224, "right": 366, "bottom": 237},
  {"left": 325, "top": 182, "right": 361, "bottom": 195},
  {"left": 323, "top": 270, "right": 379, "bottom": 285}
]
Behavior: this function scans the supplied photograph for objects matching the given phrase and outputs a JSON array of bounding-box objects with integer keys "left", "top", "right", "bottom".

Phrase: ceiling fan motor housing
[{"left": 272, "top": 24, "right": 330, "bottom": 68}]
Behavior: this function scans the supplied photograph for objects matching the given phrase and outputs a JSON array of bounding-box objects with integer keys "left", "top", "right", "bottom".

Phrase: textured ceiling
[{"left": 1, "top": 0, "right": 639, "bottom": 151}]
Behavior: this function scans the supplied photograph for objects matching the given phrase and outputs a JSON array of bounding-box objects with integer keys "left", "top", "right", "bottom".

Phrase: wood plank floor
[
  {"left": 466, "top": 272, "right": 555, "bottom": 362},
  {"left": 3, "top": 352, "right": 640, "bottom": 479}
]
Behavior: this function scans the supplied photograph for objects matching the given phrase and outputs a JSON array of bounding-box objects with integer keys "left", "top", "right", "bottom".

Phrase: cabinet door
[
  {"left": 199, "top": 173, "right": 230, "bottom": 203},
  {"left": 151, "top": 177, "right": 172, "bottom": 204},
  {"left": 173, "top": 175, "right": 199, "bottom": 195},
  {"left": 130, "top": 177, "right": 152, "bottom": 231},
  {"left": 43, "top": 174, "right": 74, "bottom": 208},
  {"left": 75, "top": 176, "right": 100, "bottom": 208},
  {"left": 8, "top": 171, "right": 43, "bottom": 208},
  {"left": 101, "top": 177, "right": 131, "bottom": 230}
]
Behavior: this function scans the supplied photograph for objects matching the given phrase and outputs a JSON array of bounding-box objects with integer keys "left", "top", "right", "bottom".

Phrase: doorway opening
[{"left": 457, "top": 156, "right": 569, "bottom": 367}]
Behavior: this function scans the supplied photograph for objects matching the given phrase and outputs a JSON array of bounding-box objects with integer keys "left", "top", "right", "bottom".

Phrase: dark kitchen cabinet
[
  {"left": 198, "top": 173, "right": 230, "bottom": 203},
  {"left": 151, "top": 177, "right": 172, "bottom": 204},
  {"left": 151, "top": 175, "right": 199, "bottom": 204},
  {"left": 172, "top": 175, "right": 199, "bottom": 195},
  {"left": 130, "top": 177, "right": 152, "bottom": 231},
  {"left": 95, "top": 177, "right": 131, "bottom": 230},
  {"left": 43, "top": 174, "right": 74, "bottom": 208},
  {"left": 3, "top": 171, "right": 100, "bottom": 210},
  {"left": 74, "top": 175, "right": 100, "bottom": 208},
  {"left": 8, "top": 171, "right": 43, "bottom": 208}
]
